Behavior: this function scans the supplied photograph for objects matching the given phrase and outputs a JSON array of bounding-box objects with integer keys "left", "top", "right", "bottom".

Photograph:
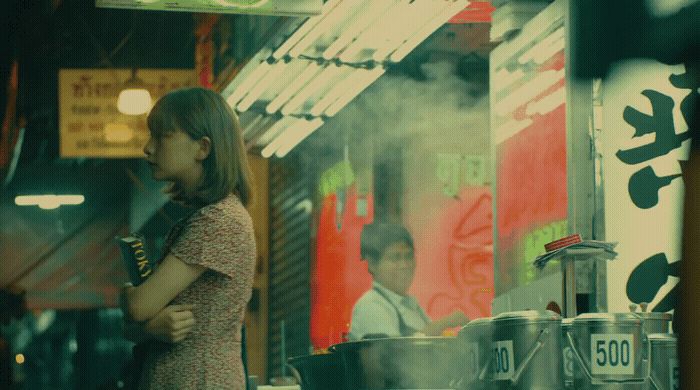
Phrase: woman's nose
[{"left": 143, "top": 138, "right": 153, "bottom": 156}]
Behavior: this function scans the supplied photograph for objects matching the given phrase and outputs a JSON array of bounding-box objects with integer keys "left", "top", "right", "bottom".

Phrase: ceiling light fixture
[
  {"left": 389, "top": 0, "right": 468, "bottom": 63},
  {"left": 117, "top": 69, "right": 152, "bottom": 115},
  {"left": 15, "top": 195, "right": 85, "bottom": 210}
]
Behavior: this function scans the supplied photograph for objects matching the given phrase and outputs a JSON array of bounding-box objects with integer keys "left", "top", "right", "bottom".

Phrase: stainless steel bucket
[
  {"left": 456, "top": 317, "right": 492, "bottom": 389},
  {"left": 636, "top": 312, "right": 672, "bottom": 334},
  {"left": 484, "top": 310, "right": 563, "bottom": 389},
  {"left": 568, "top": 313, "right": 650, "bottom": 389},
  {"left": 646, "top": 334, "right": 678, "bottom": 390}
]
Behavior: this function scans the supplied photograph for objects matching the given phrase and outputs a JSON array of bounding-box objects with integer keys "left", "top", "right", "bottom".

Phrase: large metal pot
[
  {"left": 568, "top": 313, "right": 649, "bottom": 389},
  {"left": 636, "top": 312, "right": 673, "bottom": 334},
  {"left": 287, "top": 352, "right": 344, "bottom": 390},
  {"left": 484, "top": 310, "right": 563, "bottom": 389},
  {"left": 456, "top": 317, "right": 492, "bottom": 389},
  {"left": 329, "top": 336, "right": 460, "bottom": 390},
  {"left": 646, "top": 334, "right": 678, "bottom": 390}
]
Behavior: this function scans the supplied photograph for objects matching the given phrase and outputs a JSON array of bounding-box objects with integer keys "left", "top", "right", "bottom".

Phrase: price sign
[
  {"left": 492, "top": 340, "right": 514, "bottom": 380},
  {"left": 590, "top": 334, "right": 635, "bottom": 375},
  {"left": 670, "top": 358, "right": 679, "bottom": 390}
]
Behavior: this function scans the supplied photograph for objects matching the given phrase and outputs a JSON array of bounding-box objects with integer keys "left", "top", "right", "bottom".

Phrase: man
[{"left": 349, "top": 223, "right": 469, "bottom": 340}]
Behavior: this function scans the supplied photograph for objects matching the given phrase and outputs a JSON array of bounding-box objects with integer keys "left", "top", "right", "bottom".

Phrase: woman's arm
[
  {"left": 123, "top": 305, "right": 197, "bottom": 343},
  {"left": 125, "top": 254, "right": 206, "bottom": 322}
]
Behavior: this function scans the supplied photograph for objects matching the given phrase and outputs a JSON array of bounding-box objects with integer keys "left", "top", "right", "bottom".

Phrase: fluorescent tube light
[
  {"left": 274, "top": 118, "right": 325, "bottom": 157},
  {"left": 237, "top": 60, "right": 289, "bottom": 112},
  {"left": 324, "top": 67, "right": 385, "bottom": 117},
  {"left": 389, "top": 0, "right": 469, "bottom": 63},
  {"left": 258, "top": 116, "right": 298, "bottom": 146},
  {"left": 323, "top": 0, "right": 395, "bottom": 60},
  {"left": 371, "top": 0, "right": 432, "bottom": 62},
  {"left": 266, "top": 62, "right": 321, "bottom": 114},
  {"left": 226, "top": 60, "right": 272, "bottom": 108},
  {"left": 15, "top": 195, "right": 85, "bottom": 210},
  {"left": 281, "top": 64, "right": 344, "bottom": 115},
  {"left": 273, "top": 0, "right": 342, "bottom": 59},
  {"left": 289, "top": 0, "right": 352, "bottom": 58}
]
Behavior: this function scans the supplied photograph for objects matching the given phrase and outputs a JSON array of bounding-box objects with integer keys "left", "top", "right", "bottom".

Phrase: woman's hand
[{"left": 143, "top": 304, "right": 196, "bottom": 343}]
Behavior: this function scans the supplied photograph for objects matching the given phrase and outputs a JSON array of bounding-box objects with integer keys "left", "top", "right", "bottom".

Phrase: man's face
[{"left": 369, "top": 241, "right": 416, "bottom": 296}]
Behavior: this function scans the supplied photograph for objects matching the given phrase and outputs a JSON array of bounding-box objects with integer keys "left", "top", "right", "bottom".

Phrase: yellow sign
[{"left": 59, "top": 69, "right": 197, "bottom": 158}]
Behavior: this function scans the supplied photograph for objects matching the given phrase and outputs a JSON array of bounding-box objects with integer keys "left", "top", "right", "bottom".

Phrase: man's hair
[
  {"left": 360, "top": 223, "right": 414, "bottom": 265},
  {"left": 147, "top": 87, "right": 253, "bottom": 207}
]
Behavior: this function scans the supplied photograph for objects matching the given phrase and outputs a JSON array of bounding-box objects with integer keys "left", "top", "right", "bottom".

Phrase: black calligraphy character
[
  {"left": 669, "top": 69, "right": 700, "bottom": 132},
  {"left": 626, "top": 252, "right": 680, "bottom": 312},
  {"left": 628, "top": 165, "right": 682, "bottom": 209},
  {"left": 617, "top": 90, "right": 691, "bottom": 165}
]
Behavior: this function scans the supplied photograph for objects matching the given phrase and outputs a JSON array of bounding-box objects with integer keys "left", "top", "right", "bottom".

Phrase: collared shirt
[{"left": 349, "top": 282, "right": 431, "bottom": 341}]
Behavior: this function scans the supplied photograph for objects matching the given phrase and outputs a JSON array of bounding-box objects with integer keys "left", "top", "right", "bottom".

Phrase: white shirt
[{"left": 349, "top": 282, "right": 430, "bottom": 341}]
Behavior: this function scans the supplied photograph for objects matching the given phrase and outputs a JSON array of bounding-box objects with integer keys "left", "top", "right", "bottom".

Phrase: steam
[{"left": 322, "top": 60, "right": 490, "bottom": 167}]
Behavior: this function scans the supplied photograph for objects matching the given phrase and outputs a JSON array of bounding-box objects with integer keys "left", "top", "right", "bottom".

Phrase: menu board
[
  {"left": 59, "top": 69, "right": 196, "bottom": 158},
  {"left": 490, "top": 0, "right": 567, "bottom": 295},
  {"left": 96, "top": 0, "right": 322, "bottom": 16}
]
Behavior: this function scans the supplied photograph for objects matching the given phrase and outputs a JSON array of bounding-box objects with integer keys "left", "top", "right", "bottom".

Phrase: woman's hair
[
  {"left": 147, "top": 87, "right": 253, "bottom": 207},
  {"left": 360, "top": 223, "right": 414, "bottom": 265}
]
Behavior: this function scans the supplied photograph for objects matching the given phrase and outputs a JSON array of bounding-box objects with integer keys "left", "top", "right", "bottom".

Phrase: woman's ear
[{"left": 196, "top": 136, "right": 212, "bottom": 161}]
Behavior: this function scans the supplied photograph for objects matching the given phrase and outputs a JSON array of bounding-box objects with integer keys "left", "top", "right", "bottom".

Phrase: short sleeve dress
[{"left": 137, "top": 193, "right": 257, "bottom": 390}]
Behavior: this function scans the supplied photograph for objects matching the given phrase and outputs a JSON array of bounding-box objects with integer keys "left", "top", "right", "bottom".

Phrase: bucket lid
[
  {"left": 648, "top": 333, "right": 677, "bottom": 345},
  {"left": 492, "top": 310, "right": 561, "bottom": 324},
  {"left": 635, "top": 312, "right": 673, "bottom": 321},
  {"left": 458, "top": 317, "right": 492, "bottom": 338},
  {"left": 573, "top": 313, "right": 643, "bottom": 324}
]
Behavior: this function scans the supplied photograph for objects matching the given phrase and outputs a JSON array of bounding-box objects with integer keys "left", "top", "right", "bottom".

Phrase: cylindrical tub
[
  {"left": 456, "top": 317, "right": 493, "bottom": 389},
  {"left": 287, "top": 352, "right": 344, "bottom": 390},
  {"left": 646, "top": 333, "right": 678, "bottom": 390},
  {"left": 568, "top": 313, "right": 649, "bottom": 389},
  {"left": 330, "top": 336, "right": 460, "bottom": 390},
  {"left": 485, "top": 310, "right": 563, "bottom": 390}
]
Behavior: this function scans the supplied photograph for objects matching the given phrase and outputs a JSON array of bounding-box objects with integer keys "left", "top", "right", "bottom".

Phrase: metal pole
[{"left": 562, "top": 257, "right": 577, "bottom": 318}]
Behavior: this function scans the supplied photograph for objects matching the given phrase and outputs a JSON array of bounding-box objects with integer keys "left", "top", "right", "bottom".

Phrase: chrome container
[
  {"left": 636, "top": 312, "right": 672, "bottom": 334},
  {"left": 568, "top": 313, "right": 649, "bottom": 389},
  {"left": 485, "top": 310, "right": 563, "bottom": 390},
  {"left": 456, "top": 317, "right": 492, "bottom": 389},
  {"left": 646, "top": 334, "right": 678, "bottom": 390}
]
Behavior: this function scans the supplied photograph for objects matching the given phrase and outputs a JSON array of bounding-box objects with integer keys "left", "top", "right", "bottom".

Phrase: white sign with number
[
  {"left": 492, "top": 340, "right": 515, "bottom": 380},
  {"left": 590, "top": 334, "right": 635, "bottom": 375}
]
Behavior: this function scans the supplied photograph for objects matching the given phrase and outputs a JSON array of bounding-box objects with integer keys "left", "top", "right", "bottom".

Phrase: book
[{"left": 116, "top": 234, "right": 156, "bottom": 286}]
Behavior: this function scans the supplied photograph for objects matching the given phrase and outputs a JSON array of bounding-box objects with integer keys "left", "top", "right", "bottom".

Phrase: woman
[
  {"left": 121, "top": 87, "right": 256, "bottom": 389},
  {"left": 349, "top": 223, "right": 469, "bottom": 340}
]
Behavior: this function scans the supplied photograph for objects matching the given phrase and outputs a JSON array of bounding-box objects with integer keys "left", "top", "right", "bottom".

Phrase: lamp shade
[{"left": 117, "top": 88, "right": 152, "bottom": 115}]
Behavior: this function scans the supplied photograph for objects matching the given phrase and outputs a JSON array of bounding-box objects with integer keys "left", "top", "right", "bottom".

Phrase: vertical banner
[{"left": 602, "top": 59, "right": 695, "bottom": 314}]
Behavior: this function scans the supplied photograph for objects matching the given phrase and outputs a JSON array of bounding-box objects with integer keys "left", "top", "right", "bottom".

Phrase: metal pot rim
[
  {"left": 572, "top": 312, "right": 643, "bottom": 324},
  {"left": 491, "top": 309, "right": 561, "bottom": 324},
  {"left": 328, "top": 336, "right": 454, "bottom": 352}
]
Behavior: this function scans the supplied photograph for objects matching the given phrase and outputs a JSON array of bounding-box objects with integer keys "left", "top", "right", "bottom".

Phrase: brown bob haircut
[{"left": 147, "top": 87, "right": 253, "bottom": 207}]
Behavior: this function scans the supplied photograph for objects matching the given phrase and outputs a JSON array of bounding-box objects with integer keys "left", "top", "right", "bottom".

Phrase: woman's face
[
  {"left": 369, "top": 241, "right": 416, "bottom": 296},
  {"left": 143, "top": 129, "right": 203, "bottom": 184}
]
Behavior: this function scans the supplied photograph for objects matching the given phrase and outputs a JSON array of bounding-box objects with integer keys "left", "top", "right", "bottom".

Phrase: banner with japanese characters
[
  {"left": 602, "top": 59, "right": 695, "bottom": 314},
  {"left": 59, "top": 69, "right": 196, "bottom": 158}
]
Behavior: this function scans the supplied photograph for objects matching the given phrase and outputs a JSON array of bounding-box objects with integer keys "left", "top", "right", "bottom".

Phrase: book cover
[{"left": 116, "top": 234, "right": 156, "bottom": 286}]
